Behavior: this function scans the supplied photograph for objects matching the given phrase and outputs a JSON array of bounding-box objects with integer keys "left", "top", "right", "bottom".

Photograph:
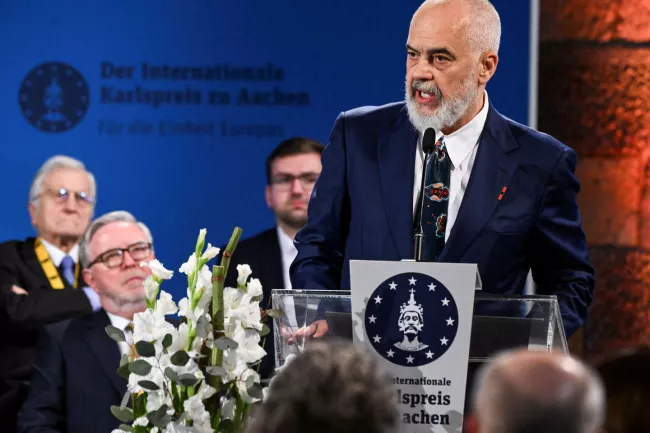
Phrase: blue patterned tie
[
  {"left": 60, "top": 255, "right": 75, "bottom": 286},
  {"left": 421, "top": 136, "right": 450, "bottom": 261}
]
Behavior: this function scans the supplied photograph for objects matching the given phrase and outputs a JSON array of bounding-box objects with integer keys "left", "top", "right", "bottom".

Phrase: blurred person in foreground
[
  {"left": 246, "top": 340, "right": 397, "bottom": 433},
  {"left": 467, "top": 348, "right": 605, "bottom": 433}
]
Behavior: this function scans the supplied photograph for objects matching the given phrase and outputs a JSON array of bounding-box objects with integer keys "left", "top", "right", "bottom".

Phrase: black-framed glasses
[
  {"left": 270, "top": 173, "right": 319, "bottom": 189},
  {"left": 88, "top": 242, "right": 152, "bottom": 269},
  {"left": 40, "top": 188, "right": 94, "bottom": 206}
]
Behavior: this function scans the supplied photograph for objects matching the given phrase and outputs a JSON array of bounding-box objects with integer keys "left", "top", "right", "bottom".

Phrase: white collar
[
  {"left": 276, "top": 226, "right": 297, "bottom": 254},
  {"left": 105, "top": 311, "right": 132, "bottom": 331},
  {"left": 40, "top": 237, "right": 79, "bottom": 267},
  {"left": 422, "top": 91, "right": 490, "bottom": 168}
]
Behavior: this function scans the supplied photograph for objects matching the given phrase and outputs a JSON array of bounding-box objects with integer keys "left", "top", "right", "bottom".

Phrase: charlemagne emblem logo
[
  {"left": 19, "top": 62, "right": 89, "bottom": 133},
  {"left": 364, "top": 272, "right": 459, "bottom": 367}
]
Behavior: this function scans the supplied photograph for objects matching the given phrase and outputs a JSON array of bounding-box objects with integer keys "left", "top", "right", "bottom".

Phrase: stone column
[{"left": 539, "top": 0, "right": 650, "bottom": 359}]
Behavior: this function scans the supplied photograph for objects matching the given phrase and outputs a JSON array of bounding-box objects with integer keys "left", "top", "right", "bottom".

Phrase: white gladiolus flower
[
  {"left": 196, "top": 382, "right": 217, "bottom": 401},
  {"left": 236, "top": 367, "right": 261, "bottom": 403},
  {"left": 220, "top": 396, "right": 236, "bottom": 419},
  {"left": 178, "top": 298, "right": 205, "bottom": 323},
  {"left": 133, "top": 416, "right": 149, "bottom": 427},
  {"left": 163, "top": 423, "right": 198, "bottom": 433},
  {"left": 127, "top": 361, "right": 165, "bottom": 394},
  {"left": 183, "top": 395, "right": 211, "bottom": 433},
  {"left": 155, "top": 291, "right": 178, "bottom": 317},
  {"left": 111, "top": 430, "right": 131, "bottom": 433},
  {"left": 197, "top": 265, "right": 213, "bottom": 292},
  {"left": 141, "top": 259, "right": 174, "bottom": 280},
  {"left": 229, "top": 326, "right": 266, "bottom": 364},
  {"left": 179, "top": 254, "right": 197, "bottom": 276},
  {"left": 246, "top": 278, "right": 263, "bottom": 298},
  {"left": 226, "top": 294, "right": 262, "bottom": 331},
  {"left": 201, "top": 243, "right": 220, "bottom": 261},
  {"left": 236, "top": 264, "right": 252, "bottom": 286},
  {"left": 133, "top": 310, "right": 176, "bottom": 344},
  {"left": 146, "top": 390, "right": 173, "bottom": 413},
  {"left": 143, "top": 276, "right": 159, "bottom": 300}
]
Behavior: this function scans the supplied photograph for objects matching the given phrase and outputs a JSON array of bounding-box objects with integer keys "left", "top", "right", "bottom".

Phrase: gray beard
[
  {"left": 404, "top": 75, "right": 479, "bottom": 134},
  {"left": 104, "top": 291, "right": 146, "bottom": 309}
]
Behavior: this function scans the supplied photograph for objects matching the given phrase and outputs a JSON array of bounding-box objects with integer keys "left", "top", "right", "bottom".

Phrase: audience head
[
  {"left": 595, "top": 346, "right": 650, "bottom": 433},
  {"left": 247, "top": 340, "right": 398, "bottom": 433},
  {"left": 81, "top": 211, "right": 153, "bottom": 319},
  {"left": 470, "top": 349, "right": 605, "bottom": 433},
  {"left": 265, "top": 137, "right": 324, "bottom": 236},
  {"left": 405, "top": 0, "right": 500, "bottom": 134},
  {"left": 28, "top": 155, "right": 96, "bottom": 248}
]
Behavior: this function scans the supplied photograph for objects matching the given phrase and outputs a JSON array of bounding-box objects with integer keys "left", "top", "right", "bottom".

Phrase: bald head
[
  {"left": 414, "top": 0, "right": 501, "bottom": 59},
  {"left": 472, "top": 350, "right": 605, "bottom": 433}
]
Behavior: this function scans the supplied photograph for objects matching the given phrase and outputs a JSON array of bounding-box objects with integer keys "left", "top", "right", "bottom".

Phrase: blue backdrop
[{"left": 0, "top": 0, "right": 532, "bottom": 299}]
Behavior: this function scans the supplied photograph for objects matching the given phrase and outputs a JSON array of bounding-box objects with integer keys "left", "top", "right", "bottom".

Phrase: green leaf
[
  {"left": 245, "top": 375, "right": 256, "bottom": 389},
  {"left": 146, "top": 404, "right": 168, "bottom": 424},
  {"left": 214, "top": 337, "right": 238, "bottom": 350},
  {"left": 206, "top": 366, "right": 227, "bottom": 377},
  {"left": 178, "top": 374, "right": 199, "bottom": 387},
  {"left": 134, "top": 393, "right": 147, "bottom": 419},
  {"left": 162, "top": 333, "right": 173, "bottom": 350},
  {"left": 138, "top": 380, "right": 160, "bottom": 391},
  {"left": 170, "top": 350, "right": 190, "bottom": 366},
  {"left": 260, "top": 324, "right": 271, "bottom": 337},
  {"left": 117, "top": 363, "right": 131, "bottom": 379},
  {"left": 135, "top": 341, "right": 156, "bottom": 358},
  {"left": 120, "top": 390, "right": 131, "bottom": 408},
  {"left": 119, "top": 354, "right": 130, "bottom": 367},
  {"left": 119, "top": 424, "right": 135, "bottom": 433},
  {"left": 164, "top": 367, "right": 179, "bottom": 382},
  {"left": 247, "top": 382, "right": 264, "bottom": 400},
  {"left": 106, "top": 325, "right": 126, "bottom": 343},
  {"left": 110, "top": 405, "right": 134, "bottom": 423},
  {"left": 152, "top": 414, "right": 173, "bottom": 429},
  {"left": 196, "top": 315, "right": 210, "bottom": 339},
  {"left": 129, "top": 360, "right": 152, "bottom": 376},
  {"left": 265, "top": 308, "right": 285, "bottom": 319}
]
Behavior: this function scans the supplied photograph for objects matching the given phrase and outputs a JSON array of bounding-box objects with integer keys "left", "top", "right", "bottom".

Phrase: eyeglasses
[
  {"left": 88, "top": 242, "right": 153, "bottom": 269},
  {"left": 39, "top": 188, "right": 94, "bottom": 206},
  {"left": 270, "top": 173, "right": 319, "bottom": 189}
]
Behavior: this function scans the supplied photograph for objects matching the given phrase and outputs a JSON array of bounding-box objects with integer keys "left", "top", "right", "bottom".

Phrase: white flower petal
[
  {"left": 201, "top": 243, "right": 220, "bottom": 261},
  {"left": 133, "top": 416, "right": 149, "bottom": 427},
  {"left": 143, "top": 276, "right": 159, "bottom": 300},
  {"left": 179, "top": 254, "right": 197, "bottom": 276},
  {"left": 141, "top": 259, "right": 174, "bottom": 280},
  {"left": 236, "top": 264, "right": 252, "bottom": 287},
  {"left": 246, "top": 278, "right": 263, "bottom": 298},
  {"left": 155, "top": 291, "right": 178, "bottom": 317}
]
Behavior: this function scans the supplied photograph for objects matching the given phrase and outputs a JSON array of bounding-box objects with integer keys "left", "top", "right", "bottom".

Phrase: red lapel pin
[{"left": 497, "top": 186, "right": 507, "bottom": 201}]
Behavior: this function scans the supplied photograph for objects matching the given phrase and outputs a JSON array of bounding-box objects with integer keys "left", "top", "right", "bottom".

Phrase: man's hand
[
  {"left": 11, "top": 285, "right": 28, "bottom": 295},
  {"left": 292, "top": 320, "right": 329, "bottom": 342}
]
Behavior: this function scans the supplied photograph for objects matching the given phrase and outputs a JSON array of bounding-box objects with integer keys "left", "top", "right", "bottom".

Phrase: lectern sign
[{"left": 350, "top": 260, "right": 478, "bottom": 433}]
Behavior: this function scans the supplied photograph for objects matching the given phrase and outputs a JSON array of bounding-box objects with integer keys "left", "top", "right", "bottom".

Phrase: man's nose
[
  {"left": 290, "top": 178, "right": 305, "bottom": 195},
  {"left": 411, "top": 58, "right": 434, "bottom": 82}
]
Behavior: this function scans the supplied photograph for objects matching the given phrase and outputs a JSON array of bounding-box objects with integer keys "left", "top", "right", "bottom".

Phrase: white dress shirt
[
  {"left": 106, "top": 311, "right": 132, "bottom": 357},
  {"left": 276, "top": 226, "right": 299, "bottom": 327},
  {"left": 412, "top": 92, "right": 490, "bottom": 241},
  {"left": 40, "top": 238, "right": 79, "bottom": 267}
]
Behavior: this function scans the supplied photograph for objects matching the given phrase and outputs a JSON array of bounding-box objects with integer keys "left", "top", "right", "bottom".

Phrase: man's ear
[{"left": 478, "top": 51, "right": 498, "bottom": 86}]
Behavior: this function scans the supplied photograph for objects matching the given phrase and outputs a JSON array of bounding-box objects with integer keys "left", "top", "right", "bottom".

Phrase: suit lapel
[
  {"left": 19, "top": 238, "right": 52, "bottom": 290},
  {"left": 440, "top": 107, "right": 519, "bottom": 261},
  {"left": 84, "top": 311, "right": 127, "bottom": 397},
  {"left": 378, "top": 108, "right": 419, "bottom": 259}
]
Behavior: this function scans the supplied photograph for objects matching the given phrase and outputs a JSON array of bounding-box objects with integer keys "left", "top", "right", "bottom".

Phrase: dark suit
[
  {"left": 0, "top": 238, "right": 91, "bottom": 433},
  {"left": 290, "top": 102, "right": 594, "bottom": 337},
  {"left": 16, "top": 311, "right": 125, "bottom": 433},
  {"left": 223, "top": 228, "right": 284, "bottom": 381}
]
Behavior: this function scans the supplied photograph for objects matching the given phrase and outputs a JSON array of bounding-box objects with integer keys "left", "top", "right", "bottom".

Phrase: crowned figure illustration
[
  {"left": 41, "top": 77, "right": 67, "bottom": 123},
  {"left": 394, "top": 288, "right": 429, "bottom": 352}
]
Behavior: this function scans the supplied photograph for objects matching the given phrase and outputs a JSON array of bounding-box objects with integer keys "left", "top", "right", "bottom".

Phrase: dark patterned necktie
[{"left": 421, "top": 136, "right": 450, "bottom": 261}]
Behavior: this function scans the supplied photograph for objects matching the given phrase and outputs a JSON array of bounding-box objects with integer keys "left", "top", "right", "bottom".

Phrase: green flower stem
[{"left": 211, "top": 265, "right": 225, "bottom": 369}]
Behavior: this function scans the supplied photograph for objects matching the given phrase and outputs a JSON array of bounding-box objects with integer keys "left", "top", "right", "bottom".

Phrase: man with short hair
[
  {"left": 468, "top": 349, "right": 605, "bottom": 433},
  {"left": 17, "top": 211, "right": 155, "bottom": 433},
  {"left": 0, "top": 155, "right": 101, "bottom": 433},
  {"left": 223, "top": 137, "right": 324, "bottom": 380},
  {"left": 246, "top": 340, "right": 398, "bottom": 433},
  {"left": 290, "top": 0, "right": 594, "bottom": 338}
]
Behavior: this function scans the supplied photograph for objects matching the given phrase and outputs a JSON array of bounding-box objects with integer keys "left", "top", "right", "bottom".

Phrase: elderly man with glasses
[
  {"left": 0, "top": 155, "right": 101, "bottom": 433},
  {"left": 17, "top": 211, "right": 155, "bottom": 433}
]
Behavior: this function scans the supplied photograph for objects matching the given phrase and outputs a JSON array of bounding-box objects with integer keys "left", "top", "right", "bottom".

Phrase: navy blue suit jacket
[
  {"left": 290, "top": 102, "right": 594, "bottom": 337},
  {"left": 16, "top": 311, "right": 125, "bottom": 433}
]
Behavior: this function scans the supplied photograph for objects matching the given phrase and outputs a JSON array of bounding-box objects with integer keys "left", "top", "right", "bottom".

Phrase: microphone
[{"left": 414, "top": 128, "right": 436, "bottom": 261}]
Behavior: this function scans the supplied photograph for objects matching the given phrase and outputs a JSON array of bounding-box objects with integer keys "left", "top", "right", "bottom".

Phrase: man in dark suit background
[
  {"left": 17, "top": 211, "right": 155, "bottom": 433},
  {"left": 223, "top": 137, "right": 324, "bottom": 381},
  {"left": 0, "top": 155, "right": 101, "bottom": 433},
  {"left": 290, "top": 0, "right": 594, "bottom": 339}
]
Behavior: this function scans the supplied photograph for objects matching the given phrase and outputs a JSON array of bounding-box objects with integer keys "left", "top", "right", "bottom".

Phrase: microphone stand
[{"left": 414, "top": 150, "right": 433, "bottom": 261}]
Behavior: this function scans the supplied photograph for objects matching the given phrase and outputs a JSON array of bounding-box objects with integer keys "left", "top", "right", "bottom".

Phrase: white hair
[
  {"left": 29, "top": 155, "right": 97, "bottom": 204},
  {"left": 421, "top": 0, "right": 501, "bottom": 57},
  {"left": 79, "top": 211, "right": 153, "bottom": 268}
]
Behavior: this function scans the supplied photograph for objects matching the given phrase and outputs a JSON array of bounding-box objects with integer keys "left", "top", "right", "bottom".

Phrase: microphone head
[{"left": 422, "top": 128, "right": 436, "bottom": 154}]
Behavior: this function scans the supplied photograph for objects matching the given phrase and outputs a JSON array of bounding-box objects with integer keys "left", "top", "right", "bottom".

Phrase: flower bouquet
[{"left": 107, "top": 228, "right": 278, "bottom": 433}]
